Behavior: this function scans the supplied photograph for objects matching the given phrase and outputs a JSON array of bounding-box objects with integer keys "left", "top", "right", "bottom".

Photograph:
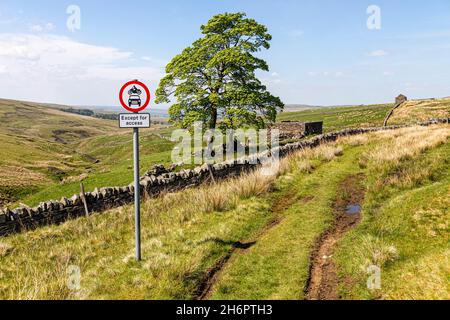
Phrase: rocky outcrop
[{"left": 0, "top": 118, "right": 448, "bottom": 237}]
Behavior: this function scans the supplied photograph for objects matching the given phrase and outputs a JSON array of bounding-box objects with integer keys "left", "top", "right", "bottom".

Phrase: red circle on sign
[{"left": 119, "top": 80, "right": 151, "bottom": 113}]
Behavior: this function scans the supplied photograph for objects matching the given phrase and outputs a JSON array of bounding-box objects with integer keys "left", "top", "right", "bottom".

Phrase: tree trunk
[{"left": 209, "top": 107, "right": 218, "bottom": 129}]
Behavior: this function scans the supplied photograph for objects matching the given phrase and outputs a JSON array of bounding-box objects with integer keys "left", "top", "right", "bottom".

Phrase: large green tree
[{"left": 155, "top": 12, "right": 284, "bottom": 130}]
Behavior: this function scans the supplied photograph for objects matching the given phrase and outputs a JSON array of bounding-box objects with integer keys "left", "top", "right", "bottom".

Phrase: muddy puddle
[{"left": 345, "top": 204, "right": 362, "bottom": 215}]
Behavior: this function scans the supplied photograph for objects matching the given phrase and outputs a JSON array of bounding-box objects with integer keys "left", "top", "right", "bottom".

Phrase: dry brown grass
[
  {"left": 357, "top": 126, "right": 450, "bottom": 190},
  {"left": 366, "top": 126, "right": 450, "bottom": 165},
  {"left": 279, "top": 143, "right": 345, "bottom": 176},
  {"left": 0, "top": 242, "right": 14, "bottom": 257},
  {"left": 229, "top": 170, "right": 275, "bottom": 199},
  {"left": 134, "top": 164, "right": 282, "bottom": 232},
  {"left": 389, "top": 98, "right": 450, "bottom": 125},
  {"left": 310, "top": 145, "right": 344, "bottom": 161},
  {"left": 338, "top": 135, "right": 370, "bottom": 146},
  {"left": 0, "top": 166, "right": 50, "bottom": 187}
]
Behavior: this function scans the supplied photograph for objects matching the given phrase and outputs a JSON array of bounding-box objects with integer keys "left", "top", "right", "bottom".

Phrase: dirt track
[
  {"left": 305, "top": 174, "right": 366, "bottom": 300},
  {"left": 195, "top": 190, "right": 300, "bottom": 300}
]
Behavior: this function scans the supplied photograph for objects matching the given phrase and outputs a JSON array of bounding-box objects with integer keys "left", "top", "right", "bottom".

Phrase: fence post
[{"left": 80, "top": 183, "right": 89, "bottom": 217}]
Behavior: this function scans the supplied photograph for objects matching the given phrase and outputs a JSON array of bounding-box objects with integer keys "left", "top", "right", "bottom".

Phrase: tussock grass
[
  {"left": 338, "top": 135, "right": 369, "bottom": 147},
  {"left": 311, "top": 144, "right": 344, "bottom": 163},
  {"left": 280, "top": 143, "right": 345, "bottom": 175},
  {"left": 355, "top": 235, "right": 399, "bottom": 269},
  {"left": 335, "top": 125, "right": 450, "bottom": 300},
  {"left": 229, "top": 170, "right": 275, "bottom": 199},
  {"left": 365, "top": 126, "right": 450, "bottom": 165},
  {"left": 389, "top": 97, "right": 450, "bottom": 125},
  {"left": 0, "top": 242, "right": 13, "bottom": 257},
  {"left": 365, "top": 126, "right": 450, "bottom": 193}
]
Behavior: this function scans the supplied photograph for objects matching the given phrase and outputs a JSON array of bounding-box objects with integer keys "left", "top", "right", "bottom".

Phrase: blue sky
[{"left": 0, "top": 0, "right": 450, "bottom": 107}]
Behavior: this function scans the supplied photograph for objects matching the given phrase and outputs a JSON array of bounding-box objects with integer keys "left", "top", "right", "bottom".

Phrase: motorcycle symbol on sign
[{"left": 128, "top": 85, "right": 142, "bottom": 107}]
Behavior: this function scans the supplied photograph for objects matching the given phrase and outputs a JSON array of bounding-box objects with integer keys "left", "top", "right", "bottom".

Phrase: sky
[{"left": 0, "top": 0, "right": 450, "bottom": 107}]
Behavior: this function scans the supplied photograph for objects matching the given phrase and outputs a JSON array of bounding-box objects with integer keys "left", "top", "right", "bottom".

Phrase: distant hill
[
  {"left": 81, "top": 105, "right": 170, "bottom": 119},
  {"left": 283, "top": 104, "right": 323, "bottom": 112},
  {"left": 0, "top": 98, "right": 175, "bottom": 208},
  {"left": 0, "top": 98, "right": 120, "bottom": 206},
  {"left": 0, "top": 98, "right": 118, "bottom": 143}
]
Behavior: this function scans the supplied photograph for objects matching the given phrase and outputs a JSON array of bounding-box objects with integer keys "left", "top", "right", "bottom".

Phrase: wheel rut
[
  {"left": 305, "top": 174, "right": 366, "bottom": 300},
  {"left": 194, "top": 190, "right": 301, "bottom": 300}
]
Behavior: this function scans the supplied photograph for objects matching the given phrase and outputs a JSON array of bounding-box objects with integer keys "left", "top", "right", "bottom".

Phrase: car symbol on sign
[{"left": 128, "top": 94, "right": 141, "bottom": 107}]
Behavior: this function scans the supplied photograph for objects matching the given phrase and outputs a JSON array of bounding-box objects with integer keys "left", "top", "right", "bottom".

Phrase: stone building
[{"left": 270, "top": 121, "right": 323, "bottom": 141}]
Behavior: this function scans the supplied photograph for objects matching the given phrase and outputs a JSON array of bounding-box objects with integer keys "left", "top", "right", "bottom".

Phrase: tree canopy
[{"left": 155, "top": 12, "right": 284, "bottom": 130}]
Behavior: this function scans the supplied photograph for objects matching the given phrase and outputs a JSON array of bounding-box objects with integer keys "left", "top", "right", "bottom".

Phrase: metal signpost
[{"left": 119, "top": 80, "right": 151, "bottom": 261}]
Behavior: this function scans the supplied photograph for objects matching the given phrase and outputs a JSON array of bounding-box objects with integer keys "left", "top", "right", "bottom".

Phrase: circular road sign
[{"left": 119, "top": 80, "right": 151, "bottom": 113}]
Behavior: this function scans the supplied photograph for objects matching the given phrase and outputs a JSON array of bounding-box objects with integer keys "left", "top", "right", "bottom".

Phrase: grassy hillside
[
  {"left": 1, "top": 124, "right": 448, "bottom": 300},
  {"left": 0, "top": 98, "right": 391, "bottom": 207},
  {"left": 0, "top": 99, "right": 175, "bottom": 207},
  {"left": 3, "top": 96, "right": 446, "bottom": 207},
  {"left": 388, "top": 97, "right": 450, "bottom": 125},
  {"left": 277, "top": 103, "right": 393, "bottom": 132},
  {"left": 0, "top": 98, "right": 115, "bottom": 206},
  {"left": 278, "top": 97, "right": 449, "bottom": 132}
]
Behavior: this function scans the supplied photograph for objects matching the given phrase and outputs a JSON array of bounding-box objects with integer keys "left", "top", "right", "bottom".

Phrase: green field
[
  {"left": 1, "top": 124, "right": 448, "bottom": 300},
  {"left": 0, "top": 99, "right": 175, "bottom": 207},
  {"left": 277, "top": 104, "right": 393, "bottom": 132}
]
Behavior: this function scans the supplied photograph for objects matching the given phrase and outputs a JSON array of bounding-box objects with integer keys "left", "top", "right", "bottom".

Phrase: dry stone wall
[{"left": 0, "top": 118, "right": 448, "bottom": 237}]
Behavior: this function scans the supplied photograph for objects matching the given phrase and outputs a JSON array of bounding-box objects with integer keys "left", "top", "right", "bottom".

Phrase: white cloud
[
  {"left": 0, "top": 33, "right": 164, "bottom": 105},
  {"left": 368, "top": 49, "right": 389, "bottom": 57},
  {"left": 261, "top": 71, "right": 282, "bottom": 86},
  {"left": 0, "top": 16, "right": 18, "bottom": 25},
  {"left": 383, "top": 71, "right": 394, "bottom": 76}
]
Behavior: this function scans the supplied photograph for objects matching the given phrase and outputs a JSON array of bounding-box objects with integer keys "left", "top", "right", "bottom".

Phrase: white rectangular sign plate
[{"left": 119, "top": 113, "right": 151, "bottom": 128}]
